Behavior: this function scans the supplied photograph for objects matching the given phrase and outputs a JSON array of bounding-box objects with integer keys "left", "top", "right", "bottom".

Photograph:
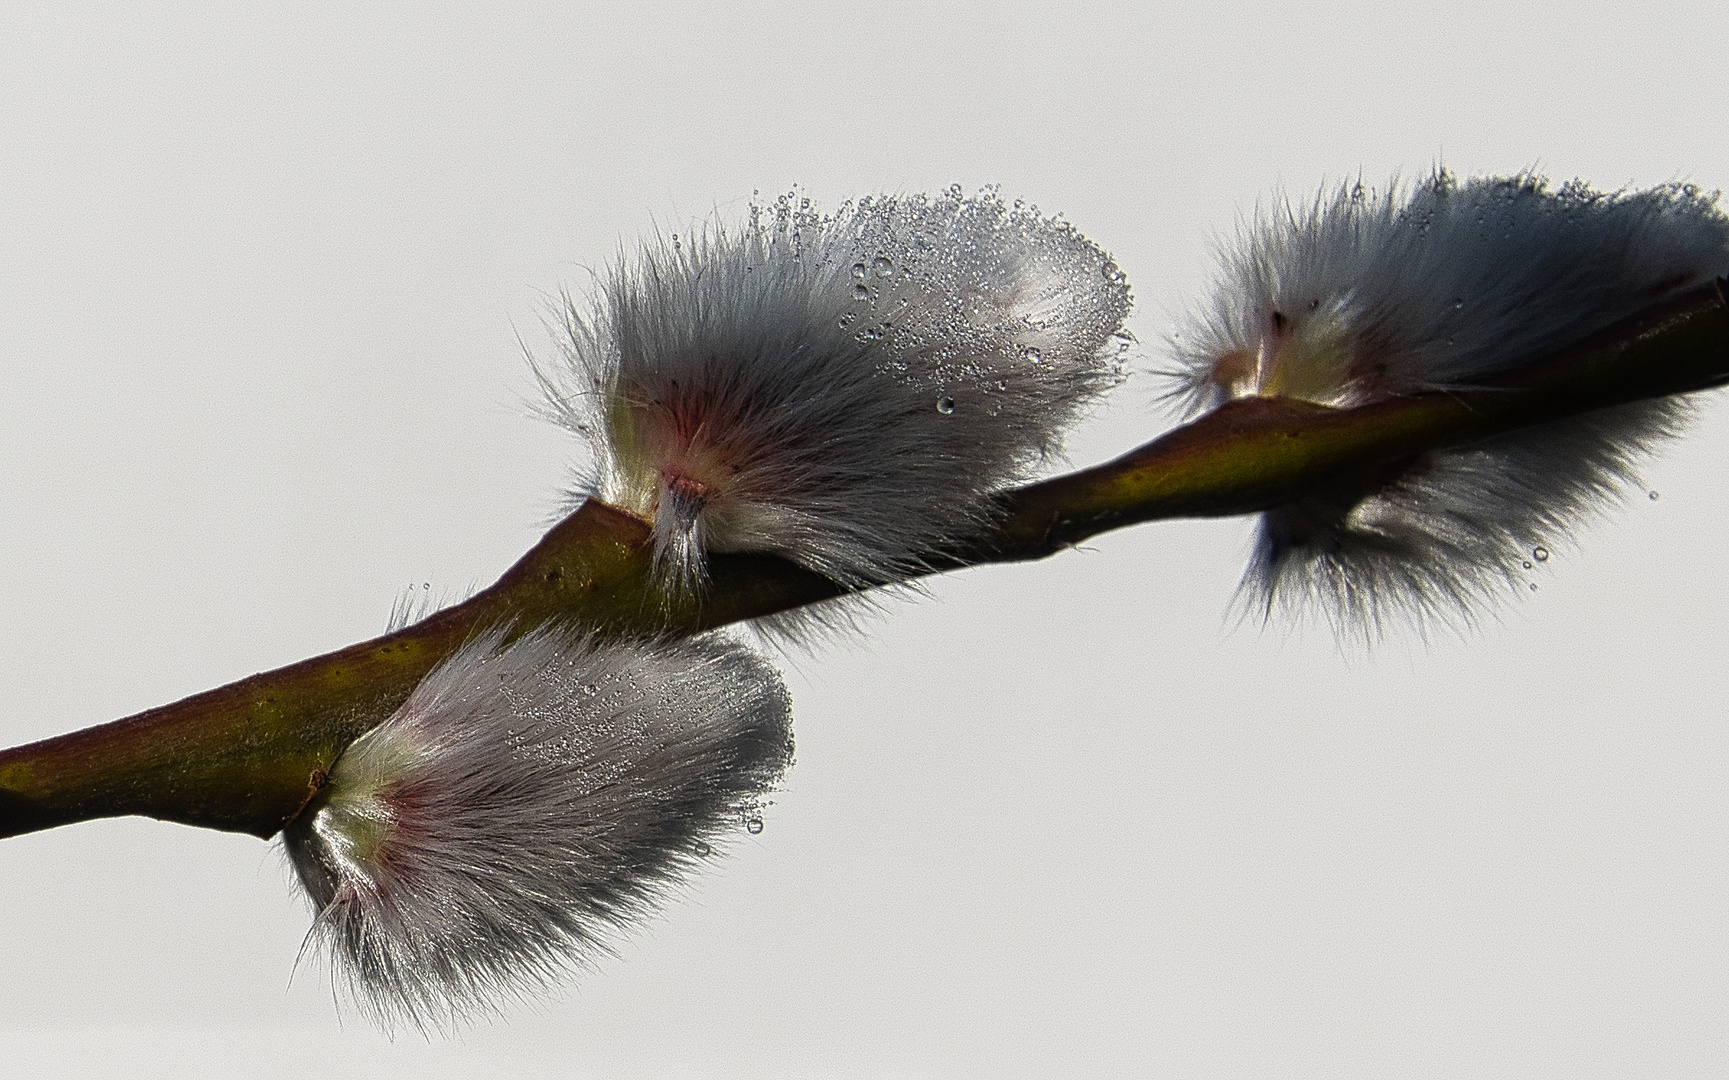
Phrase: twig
[{"left": 2, "top": 281, "right": 1725, "bottom": 841}]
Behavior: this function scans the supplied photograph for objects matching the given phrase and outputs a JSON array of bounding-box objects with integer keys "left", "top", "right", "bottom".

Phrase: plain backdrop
[{"left": 2, "top": 3, "right": 1726, "bottom": 1077}]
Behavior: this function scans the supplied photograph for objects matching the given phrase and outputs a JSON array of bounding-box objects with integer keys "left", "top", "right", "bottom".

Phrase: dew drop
[
  {"left": 993, "top": 379, "right": 1008, "bottom": 391},
  {"left": 1452, "top": 298, "right": 1464, "bottom": 310},
  {"left": 745, "top": 817, "right": 765, "bottom": 835},
  {"left": 1100, "top": 260, "right": 1125, "bottom": 283},
  {"left": 1529, "top": 582, "right": 1539, "bottom": 592},
  {"left": 852, "top": 283, "right": 870, "bottom": 301},
  {"left": 1522, "top": 561, "right": 1532, "bottom": 569},
  {"left": 837, "top": 313, "right": 855, "bottom": 328},
  {"left": 693, "top": 840, "right": 713, "bottom": 857},
  {"left": 1649, "top": 490, "right": 1660, "bottom": 500},
  {"left": 872, "top": 255, "right": 896, "bottom": 279},
  {"left": 1532, "top": 546, "right": 1549, "bottom": 562},
  {"left": 947, "top": 183, "right": 964, "bottom": 198},
  {"left": 851, "top": 261, "right": 867, "bottom": 280},
  {"left": 1023, "top": 347, "right": 1043, "bottom": 364},
  {"left": 936, "top": 394, "right": 956, "bottom": 415},
  {"left": 862, "top": 326, "right": 882, "bottom": 341}
]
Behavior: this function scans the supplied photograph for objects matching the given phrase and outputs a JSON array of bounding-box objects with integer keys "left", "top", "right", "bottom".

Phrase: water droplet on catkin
[
  {"left": 851, "top": 261, "right": 867, "bottom": 280},
  {"left": 745, "top": 817, "right": 764, "bottom": 835},
  {"left": 1532, "top": 546, "right": 1549, "bottom": 562},
  {"left": 1522, "top": 561, "right": 1532, "bottom": 570},
  {"left": 852, "top": 283, "right": 870, "bottom": 301},
  {"left": 935, "top": 394, "right": 956, "bottom": 415},
  {"left": 872, "top": 255, "right": 895, "bottom": 278},
  {"left": 1529, "top": 582, "right": 1539, "bottom": 592},
  {"left": 693, "top": 840, "right": 713, "bottom": 857},
  {"left": 1649, "top": 490, "right": 1660, "bottom": 500},
  {"left": 1101, "top": 260, "right": 1124, "bottom": 283}
]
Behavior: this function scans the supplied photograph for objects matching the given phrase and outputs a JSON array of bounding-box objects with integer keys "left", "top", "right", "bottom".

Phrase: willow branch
[{"left": 3, "top": 281, "right": 1726, "bottom": 841}]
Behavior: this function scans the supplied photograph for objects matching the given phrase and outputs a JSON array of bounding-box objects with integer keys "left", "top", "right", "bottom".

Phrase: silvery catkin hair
[
  {"left": 1165, "top": 170, "right": 1729, "bottom": 636},
  {"left": 281, "top": 629, "right": 793, "bottom": 1031},
  {"left": 539, "top": 188, "right": 1133, "bottom": 599}
]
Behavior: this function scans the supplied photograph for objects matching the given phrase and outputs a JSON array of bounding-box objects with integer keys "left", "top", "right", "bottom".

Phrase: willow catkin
[
  {"left": 539, "top": 188, "right": 1133, "bottom": 607},
  {"left": 1165, "top": 171, "right": 1729, "bottom": 638},
  {"left": 281, "top": 628, "right": 793, "bottom": 1031}
]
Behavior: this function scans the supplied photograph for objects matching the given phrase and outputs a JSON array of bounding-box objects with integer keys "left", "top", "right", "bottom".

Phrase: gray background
[{"left": 2, "top": 2, "right": 1726, "bottom": 1076}]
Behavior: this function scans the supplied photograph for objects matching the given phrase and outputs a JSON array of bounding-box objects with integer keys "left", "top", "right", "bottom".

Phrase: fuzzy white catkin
[
  {"left": 1165, "top": 170, "right": 1729, "bottom": 636},
  {"left": 539, "top": 188, "right": 1133, "bottom": 601},
  {"left": 280, "top": 629, "right": 794, "bottom": 1031}
]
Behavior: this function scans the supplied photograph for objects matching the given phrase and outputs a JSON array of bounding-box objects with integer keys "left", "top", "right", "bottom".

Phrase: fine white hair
[
  {"left": 1164, "top": 170, "right": 1729, "bottom": 637},
  {"left": 538, "top": 188, "right": 1133, "bottom": 603},
  {"left": 281, "top": 628, "right": 794, "bottom": 1031}
]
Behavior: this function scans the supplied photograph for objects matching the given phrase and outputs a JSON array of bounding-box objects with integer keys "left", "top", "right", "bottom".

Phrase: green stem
[{"left": 3, "top": 281, "right": 1726, "bottom": 841}]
